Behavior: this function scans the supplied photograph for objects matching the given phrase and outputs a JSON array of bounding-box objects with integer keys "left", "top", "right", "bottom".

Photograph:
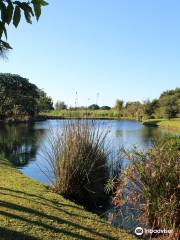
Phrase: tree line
[
  {"left": 55, "top": 88, "right": 180, "bottom": 120},
  {"left": 0, "top": 73, "right": 53, "bottom": 121},
  {"left": 0, "top": 73, "right": 179, "bottom": 121}
]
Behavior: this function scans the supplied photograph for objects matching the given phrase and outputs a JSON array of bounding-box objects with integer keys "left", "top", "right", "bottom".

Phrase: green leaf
[
  {"left": 3, "top": 24, "right": 7, "bottom": 39},
  {"left": 34, "top": 4, "right": 41, "bottom": 21},
  {"left": 40, "top": 0, "right": 49, "bottom": 6},
  {"left": 24, "top": 9, "right": 32, "bottom": 24},
  {"left": 13, "top": 6, "right": 21, "bottom": 28},
  {"left": 0, "top": 21, "right": 4, "bottom": 38},
  {"left": 0, "top": 40, "right": 12, "bottom": 49},
  {"left": 0, "top": 21, "right": 7, "bottom": 39},
  {"left": 6, "top": 1, "right": 14, "bottom": 25},
  {"left": 17, "top": 3, "right": 34, "bottom": 24},
  {"left": 31, "top": 0, "right": 49, "bottom": 6},
  {"left": 0, "top": 2, "right": 7, "bottom": 23},
  {"left": 31, "top": 0, "right": 42, "bottom": 20},
  {"left": 18, "top": 2, "right": 34, "bottom": 16}
]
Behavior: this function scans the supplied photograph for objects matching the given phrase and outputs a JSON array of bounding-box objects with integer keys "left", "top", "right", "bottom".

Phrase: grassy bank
[
  {"left": 0, "top": 157, "right": 136, "bottom": 240},
  {"left": 41, "top": 109, "right": 136, "bottom": 120},
  {"left": 143, "top": 118, "right": 180, "bottom": 132}
]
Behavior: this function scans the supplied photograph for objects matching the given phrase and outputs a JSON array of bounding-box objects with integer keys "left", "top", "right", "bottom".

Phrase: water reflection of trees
[
  {"left": 139, "top": 127, "right": 165, "bottom": 147},
  {"left": 0, "top": 124, "right": 45, "bottom": 167},
  {"left": 114, "top": 126, "right": 165, "bottom": 149}
]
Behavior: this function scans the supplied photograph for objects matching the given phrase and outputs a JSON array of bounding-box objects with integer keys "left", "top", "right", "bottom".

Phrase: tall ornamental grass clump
[
  {"left": 44, "top": 120, "right": 110, "bottom": 209},
  {"left": 112, "top": 136, "right": 180, "bottom": 239}
]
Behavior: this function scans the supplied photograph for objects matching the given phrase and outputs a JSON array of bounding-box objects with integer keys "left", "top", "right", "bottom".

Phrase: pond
[{"left": 0, "top": 119, "right": 175, "bottom": 230}]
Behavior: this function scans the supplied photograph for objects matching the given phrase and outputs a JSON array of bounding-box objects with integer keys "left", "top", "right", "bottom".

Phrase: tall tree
[
  {"left": 37, "top": 89, "right": 53, "bottom": 112},
  {"left": 114, "top": 99, "right": 124, "bottom": 112},
  {"left": 88, "top": 104, "right": 100, "bottom": 110},
  {"left": 0, "top": 73, "right": 38, "bottom": 119},
  {"left": 158, "top": 88, "right": 180, "bottom": 119},
  {"left": 0, "top": 73, "right": 53, "bottom": 120},
  {"left": 142, "top": 99, "right": 159, "bottom": 119}
]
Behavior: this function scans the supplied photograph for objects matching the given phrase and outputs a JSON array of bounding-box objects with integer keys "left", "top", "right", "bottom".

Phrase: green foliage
[
  {"left": 124, "top": 101, "right": 141, "bottom": 119},
  {"left": 0, "top": 73, "right": 38, "bottom": 120},
  {"left": 37, "top": 89, "right": 53, "bottom": 112},
  {"left": 0, "top": 0, "right": 48, "bottom": 53},
  {"left": 143, "top": 118, "right": 180, "bottom": 132},
  {"left": 100, "top": 105, "right": 111, "bottom": 110},
  {"left": 41, "top": 109, "right": 128, "bottom": 120},
  {"left": 114, "top": 99, "right": 124, "bottom": 112},
  {"left": 142, "top": 99, "right": 159, "bottom": 119},
  {"left": 55, "top": 101, "right": 67, "bottom": 110},
  {"left": 113, "top": 136, "right": 180, "bottom": 238},
  {"left": 0, "top": 73, "right": 53, "bottom": 121},
  {"left": 158, "top": 88, "right": 180, "bottom": 119},
  {"left": 88, "top": 104, "right": 100, "bottom": 110},
  {"left": 43, "top": 87, "right": 180, "bottom": 122}
]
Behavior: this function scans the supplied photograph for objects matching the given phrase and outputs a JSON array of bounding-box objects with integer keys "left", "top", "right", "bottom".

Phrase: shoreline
[
  {"left": 41, "top": 115, "right": 137, "bottom": 121},
  {"left": 0, "top": 115, "right": 138, "bottom": 125},
  {"left": 1, "top": 114, "right": 180, "bottom": 133},
  {"left": 143, "top": 118, "right": 180, "bottom": 133}
]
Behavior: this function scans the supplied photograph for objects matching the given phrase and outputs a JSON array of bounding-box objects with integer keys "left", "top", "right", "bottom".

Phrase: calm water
[{"left": 0, "top": 119, "right": 173, "bottom": 184}]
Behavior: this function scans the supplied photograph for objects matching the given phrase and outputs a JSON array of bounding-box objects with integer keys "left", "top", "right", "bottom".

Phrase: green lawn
[
  {"left": 143, "top": 118, "right": 180, "bottom": 132},
  {"left": 0, "top": 157, "right": 137, "bottom": 240}
]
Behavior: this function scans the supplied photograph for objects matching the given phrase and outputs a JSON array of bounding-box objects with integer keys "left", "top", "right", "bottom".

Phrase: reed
[
  {"left": 43, "top": 120, "right": 110, "bottom": 209},
  {"left": 111, "top": 136, "right": 180, "bottom": 239}
]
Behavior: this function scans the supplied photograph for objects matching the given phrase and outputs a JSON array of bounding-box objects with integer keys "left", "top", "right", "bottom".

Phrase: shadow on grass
[
  {"left": 0, "top": 187, "right": 82, "bottom": 210},
  {"left": 0, "top": 157, "right": 13, "bottom": 167},
  {"left": 0, "top": 227, "right": 39, "bottom": 240},
  {"left": 0, "top": 188, "right": 100, "bottom": 221},
  {"left": 0, "top": 210, "right": 100, "bottom": 240},
  {"left": 0, "top": 197, "right": 117, "bottom": 240}
]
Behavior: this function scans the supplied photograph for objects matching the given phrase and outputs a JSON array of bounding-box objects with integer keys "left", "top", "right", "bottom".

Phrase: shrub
[
  {"left": 88, "top": 104, "right": 100, "bottom": 110},
  {"left": 101, "top": 106, "right": 111, "bottom": 110},
  {"left": 112, "top": 136, "right": 180, "bottom": 239}
]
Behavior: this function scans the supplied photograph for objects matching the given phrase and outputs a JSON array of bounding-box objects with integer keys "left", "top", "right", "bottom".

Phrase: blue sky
[{"left": 0, "top": 0, "right": 180, "bottom": 107}]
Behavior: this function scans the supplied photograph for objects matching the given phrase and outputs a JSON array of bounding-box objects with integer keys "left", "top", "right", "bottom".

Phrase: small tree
[
  {"left": 88, "top": 104, "right": 100, "bottom": 110},
  {"left": 101, "top": 106, "right": 111, "bottom": 110},
  {"left": 37, "top": 89, "right": 54, "bottom": 112},
  {"left": 158, "top": 88, "right": 180, "bottom": 119},
  {"left": 142, "top": 99, "right": 159, "bottom": 118},
  {"left": 114, "top": 99, "right": 124, "bottom": 113},
  {"left": 124, "top": 101, "right": 141, "bottom": 119},
  {"left": 55, "top": 101, "right": 67, "bottom": 110}
]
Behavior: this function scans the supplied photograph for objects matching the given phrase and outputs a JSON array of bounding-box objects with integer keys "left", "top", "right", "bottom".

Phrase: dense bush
[
  {"left": 88, "top": 104, "right": 100, "bottom": 110},
  {"left": 101, "top": 106, "right": 111, "bottom": 110},
  {"left": 157, "top": 88, "right": 180, "bottom": 119},
  {"left": 112, "top": 136, "right": 180, "bottom": 239},
  {"left": 55, "top": 101, "right": 67, "bottom": 110},
  {"left": 37, "top": 89, "right": 54, "bottom": 112}
]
